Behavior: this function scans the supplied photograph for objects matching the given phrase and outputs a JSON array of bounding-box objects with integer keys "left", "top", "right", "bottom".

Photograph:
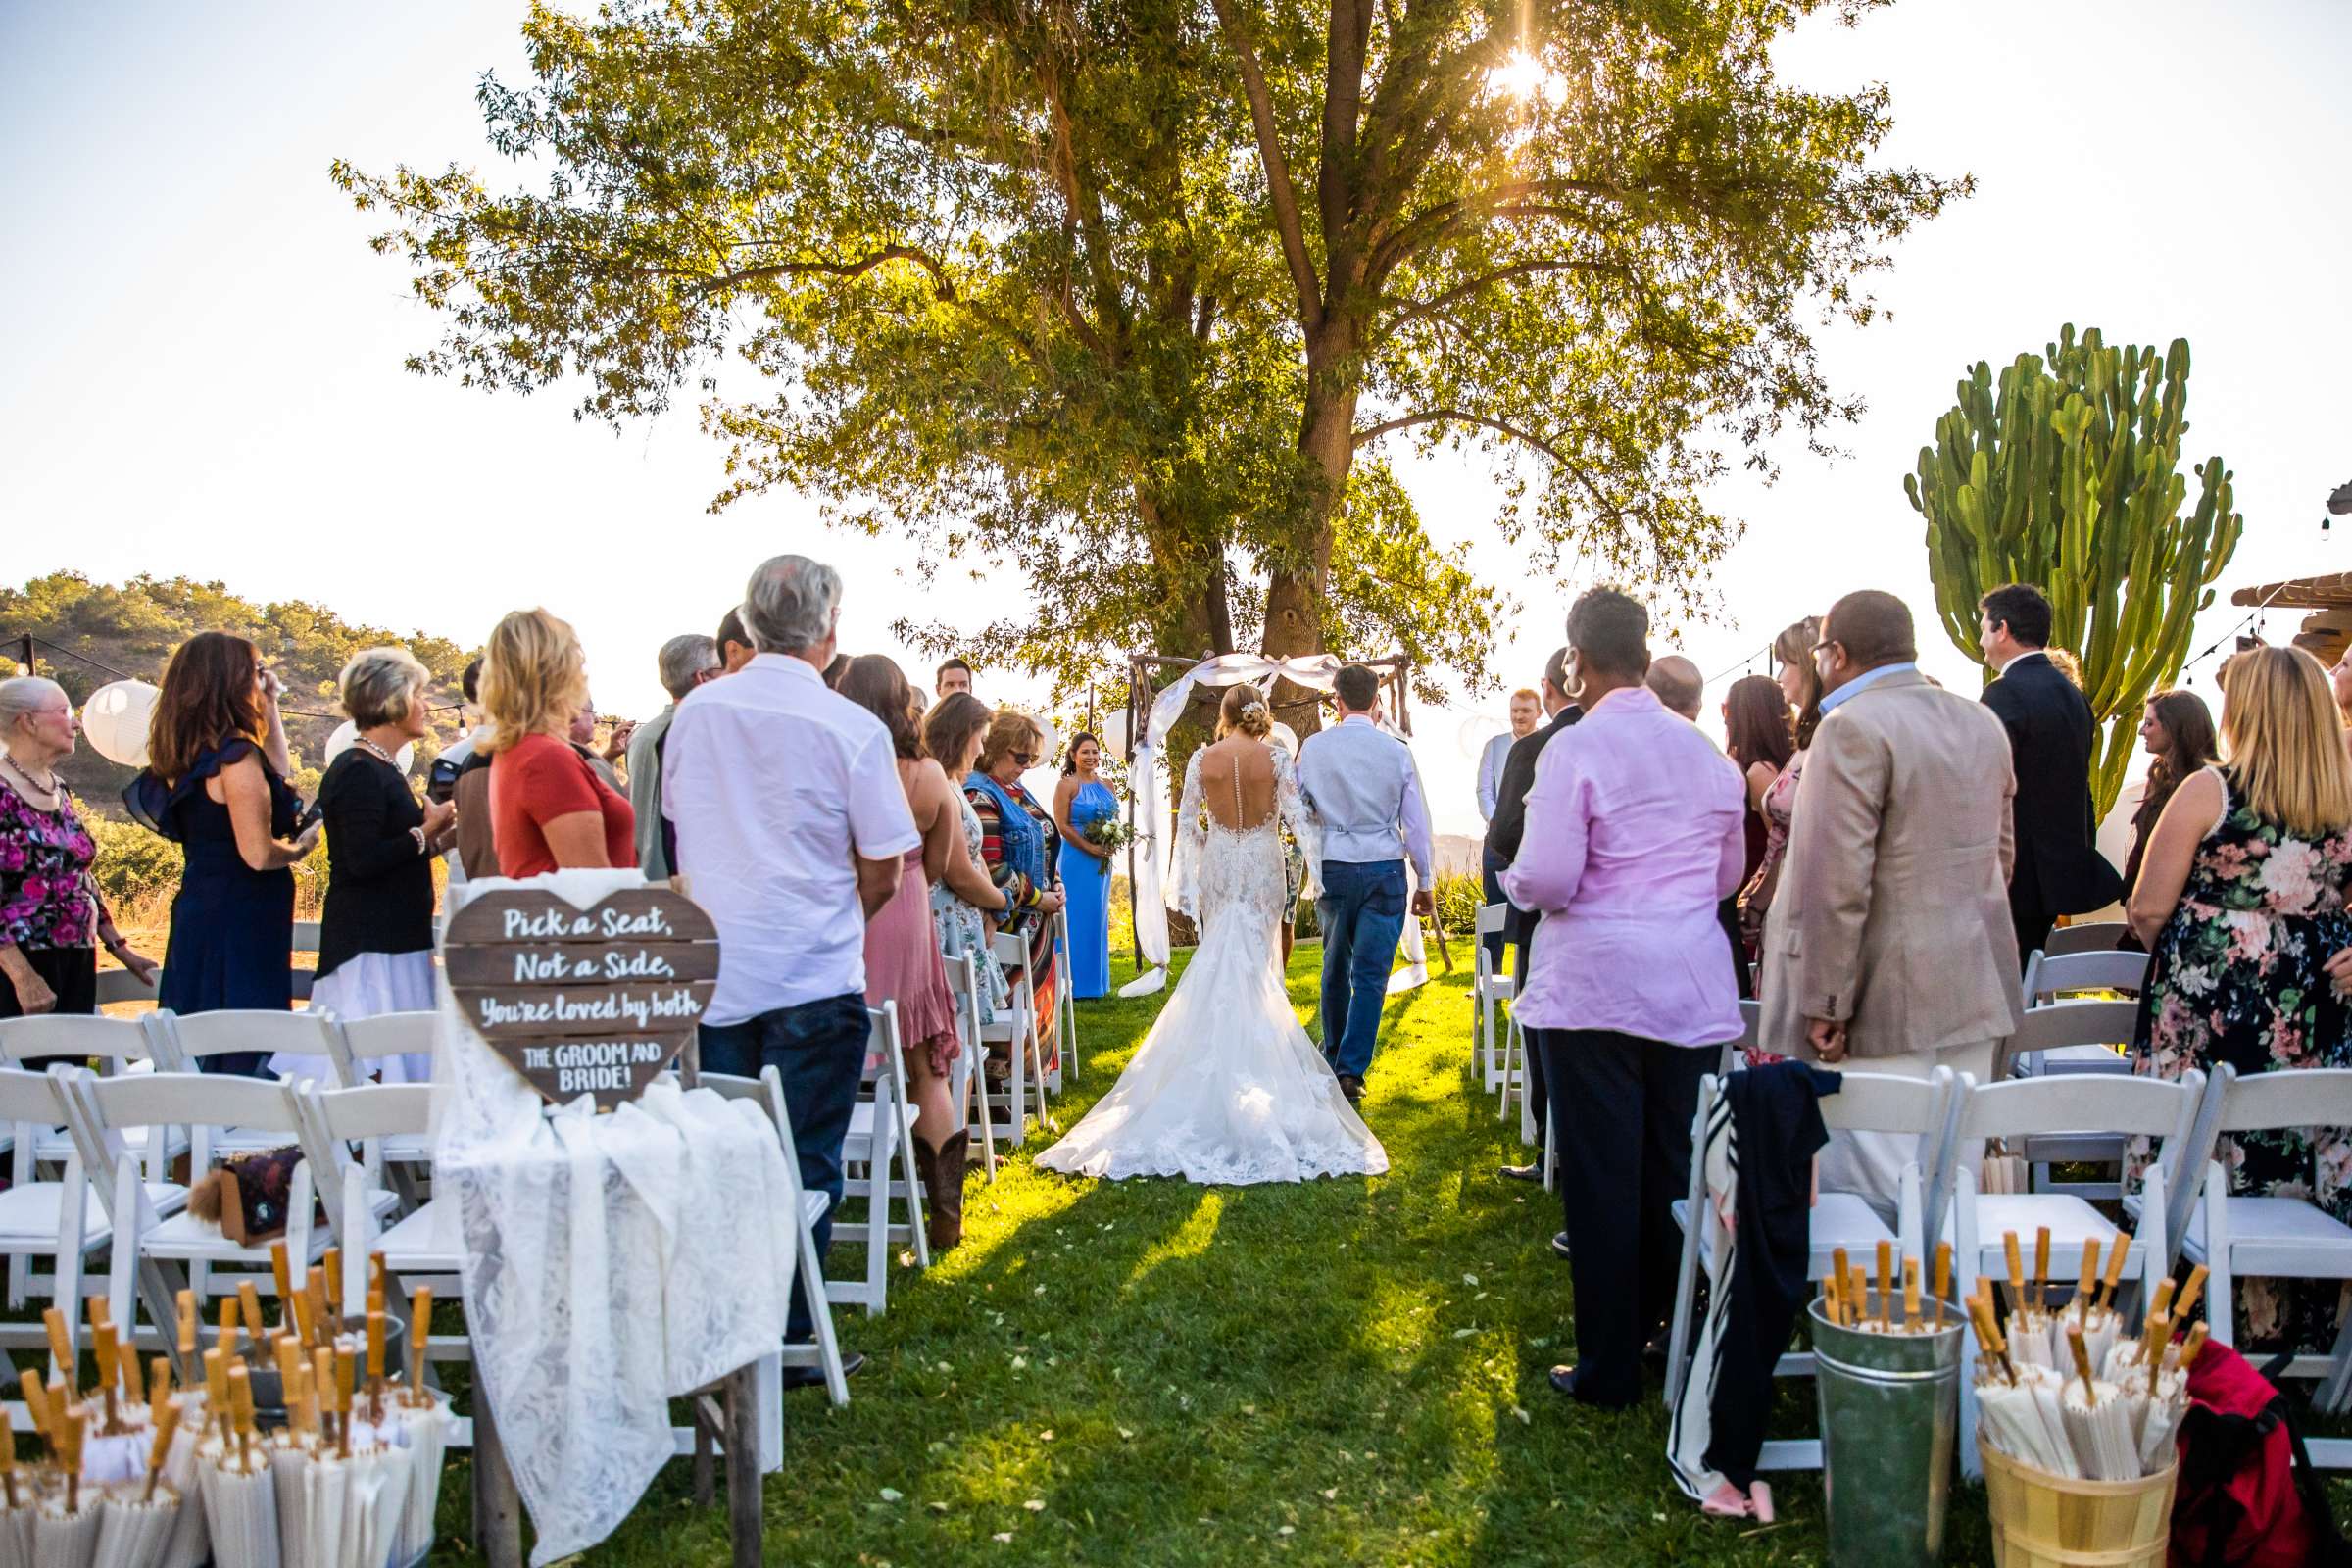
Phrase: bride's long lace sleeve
[
  {"left": 1274, "top": 748, "right": 1322, "bottom": 901},
  {"left": 1169, "top": 748, "right": 1209, "bottom": 922}
]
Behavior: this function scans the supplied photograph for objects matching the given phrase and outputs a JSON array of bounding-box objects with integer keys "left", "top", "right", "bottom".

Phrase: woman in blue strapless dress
[
  {"left": 145, "top": 633, "right": 321, "bottom": 1075},
  {"left": 1053, "top": 734, "right": 1119, "bottom": 999}
]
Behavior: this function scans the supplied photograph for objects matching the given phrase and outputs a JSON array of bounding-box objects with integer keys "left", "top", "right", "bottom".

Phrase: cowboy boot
[{"left": 921, "top": 1130, "right": 968, "bottom": 1252}]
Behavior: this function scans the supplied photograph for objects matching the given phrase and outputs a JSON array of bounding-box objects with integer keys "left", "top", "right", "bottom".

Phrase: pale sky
[{"left": 4, "top": 1, "right": 2348, "bottom": 837}]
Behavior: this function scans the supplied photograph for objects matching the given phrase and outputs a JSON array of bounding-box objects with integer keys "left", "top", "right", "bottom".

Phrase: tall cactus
[{"left": 1906, "top": 325, "right": 2243, "bottom": 819}]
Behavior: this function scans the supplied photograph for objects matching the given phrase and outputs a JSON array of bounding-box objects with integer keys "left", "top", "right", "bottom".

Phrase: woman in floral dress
[{"left": 2128, "top": 647, "right": 2352, "bottom": 1348}]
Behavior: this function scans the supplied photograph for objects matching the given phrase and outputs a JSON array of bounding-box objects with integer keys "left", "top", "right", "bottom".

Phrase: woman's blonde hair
[
  {"left": 975, "top": 708, "right": 1044, "bottom": 774},
  {"left": 2220, "top": 647, "right": 2352, "bottom": 837},
  {"left": 339, "top": 646, "right": 430, "bottom": 731},
  {"left": 1217, "top": 684, "right": 1272, "bottom": 740},
  {"left": 479, "top": 609, "right": 588, "bottom": 755}
]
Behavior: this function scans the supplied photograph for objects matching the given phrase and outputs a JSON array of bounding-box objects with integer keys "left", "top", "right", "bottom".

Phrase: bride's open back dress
[{"left": 1036, "top": 737, "right": 1388, "bottom": 1185}]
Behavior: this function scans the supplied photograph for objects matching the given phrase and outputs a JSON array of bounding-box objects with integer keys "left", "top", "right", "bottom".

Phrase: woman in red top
[{"left": 478, "top": 609, "right": 635, "bottom": 877}]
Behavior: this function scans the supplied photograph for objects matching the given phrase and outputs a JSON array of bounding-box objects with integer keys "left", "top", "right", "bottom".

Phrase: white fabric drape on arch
[
  {"left": 1119, "top": 654, "right": 1429, "bottom": 999},
  {"left": 433, "top": 870, "right": 803, "bottom": 1566}
]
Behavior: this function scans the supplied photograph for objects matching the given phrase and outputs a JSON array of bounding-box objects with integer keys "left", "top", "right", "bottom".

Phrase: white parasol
[
  {"left": 389, "top": 1286, "right": 451, "bottom": 1565},
  {"left": 2137, "top": 1320, "right": 2207, "bottom": 1473},
  {"left": 2060, "top": 1324, "right": 2137, "bottom": 1480},
  {"left": 150, "top": 1354, "right": 205, "bottom": 1568},
  {"left": 1965, "top": 1293, "right": 2076, "bottom": 1475},
  {"left": 194, "top": 1369, "right": 276, "bottom": 1568},
  {"left": 2000, "top": 1233, "right": 2054, "bottom": 1366},
  {"left": 0, "top": 1410, "right": 40, "bottom": 1568},
  {"left": 35, "top": 1407, "right": 100, "bottom": 1568},
  {"left": 89, "top": 1398, "right": 182, "bottom": 1568}
]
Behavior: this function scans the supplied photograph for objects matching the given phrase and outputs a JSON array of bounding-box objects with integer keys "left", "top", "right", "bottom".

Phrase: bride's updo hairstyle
[{"left": 1217, "top": 684, "right": 1273, "bottom": 740}]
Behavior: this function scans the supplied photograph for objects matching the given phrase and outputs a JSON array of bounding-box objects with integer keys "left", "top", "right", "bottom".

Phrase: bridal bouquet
[{"left": 1084, "top": 817, "right": 1134, "bottom": 873}]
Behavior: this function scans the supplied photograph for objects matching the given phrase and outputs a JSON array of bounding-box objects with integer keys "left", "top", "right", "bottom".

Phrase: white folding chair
[
  {"left": 1048, "top": 907, "right": 1076, "bottom": 1092},
  {"left": 2000, "top": 998, "right": 2140, "bottom": 1200},
  {"left": 831, "top": 1002, "right": 928, "bottom": 1316},
  {"left": 64, "top": 1069, "right": 374, "bottom": 1318},
  {"left": 2021, "top": 948, "right": 2150, "bottom": 1010},
  {"left": 0, "top": 1015, "right": 167, "bottom": 1248},
  {"left": 1948, "top": 1070, "right": 2208, "bottom": 1477},
  {"left": 328, "top": 1012, "right": 439, "bottom": 1201},
  {"left": 979, "top": 929, "right": 1049, "bottom": 1146},
  {"left": 2169, "top": 1063, "right": 2352, "bottom": 1451},
  {"left": 701, "top": 1068, "right": 849, "bottom": 1411},
  {"left": 288, "top": 1081, "right": 472, "bottom": 1440},
  {"left": 0, "top": 1067, "right": 111, "bottom": 1339},
  {"left": 2041, "top": 921, "right": 2132, "bottom": 958},
  {"left": 1663, "top": 1065, "right": 1960, "bottom": 1474},
  {"left": 142, "top": 1009, "right": 342, "bottom": 1157},
  {"left": 943, "top": 951, "right": 998, "bottom": 1182},
  {"left": 1473, "top": 903, "right": 1515, "bottom": 1089}
]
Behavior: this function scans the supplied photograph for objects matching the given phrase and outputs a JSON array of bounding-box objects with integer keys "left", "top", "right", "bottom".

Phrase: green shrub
[
  {"left": 79, "top": 800, "right": 180, "bottom": 911},
  {"left": 1433, "top": 870, "right": 1483, "bottom": 936}
]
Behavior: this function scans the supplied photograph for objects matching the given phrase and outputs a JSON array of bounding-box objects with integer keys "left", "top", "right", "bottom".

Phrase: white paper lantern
[
  {"left": 1267, "top": 721, "right": 1299, "bottom": 758},
  {"left": 1456, "top": 712, "right": 1506, "bottom": 760},
  {"left": 78, "top": 680, "right": 159, "bottom": 767},
  {"left": 1098, "top": 708, "right": 1132, "bottom": 755},
  {"left": 323, "top": 720, "right": 415, "bottom": 774}
]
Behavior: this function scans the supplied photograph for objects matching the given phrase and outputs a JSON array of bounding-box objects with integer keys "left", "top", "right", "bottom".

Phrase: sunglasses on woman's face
[{"left": 1011, "top": 751, "right": 1037, "bottom": 767}]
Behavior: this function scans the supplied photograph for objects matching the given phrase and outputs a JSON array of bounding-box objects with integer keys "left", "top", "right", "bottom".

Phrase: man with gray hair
[
  {"left": 626, "top": 633, "right": 721, "bottom": 880},
  {"left": 663, "top": 556, "right": 918, "bottom": 1383}
]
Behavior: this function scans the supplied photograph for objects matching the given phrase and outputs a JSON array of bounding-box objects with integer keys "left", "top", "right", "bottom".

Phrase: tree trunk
[
  {"left": 1136, "top": 487, "right": 1235, "bottom": 661},
  {"left": 1262, "top": 322, "right": 1361, "bottom": 734}
]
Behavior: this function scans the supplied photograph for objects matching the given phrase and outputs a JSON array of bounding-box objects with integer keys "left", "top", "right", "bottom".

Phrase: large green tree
[{"left": 336, "top": 0, "right": 1961, "bottom": 715}]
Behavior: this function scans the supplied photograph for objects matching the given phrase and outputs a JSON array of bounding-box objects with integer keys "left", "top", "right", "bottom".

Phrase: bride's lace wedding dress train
[{"left": 1037, "top": 742, "right": 1388, "bottom": 1185}]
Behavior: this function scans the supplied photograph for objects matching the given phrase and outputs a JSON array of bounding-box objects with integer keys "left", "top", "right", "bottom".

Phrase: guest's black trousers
[{"left": 1535, "top": 1026, "right": 1711, "bottom": 1405}]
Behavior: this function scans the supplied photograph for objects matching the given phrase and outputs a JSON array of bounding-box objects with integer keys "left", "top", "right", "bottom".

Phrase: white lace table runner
[{"left": 435, "top": 871, "right": 799, "bottom": 1566}]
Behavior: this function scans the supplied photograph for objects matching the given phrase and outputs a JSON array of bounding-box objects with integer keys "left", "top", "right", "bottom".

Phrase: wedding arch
[{"left": 1109, "top": 650, "right": 1437, "bottom": 999}]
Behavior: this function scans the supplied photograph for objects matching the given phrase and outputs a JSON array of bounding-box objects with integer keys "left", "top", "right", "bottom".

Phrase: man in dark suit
[
  {"left": 1486, "top": 645, "right": 1581, "bottom": 1190},
  {"left": 1979, "top": 582, "right": 2125, "bottom": 970}
]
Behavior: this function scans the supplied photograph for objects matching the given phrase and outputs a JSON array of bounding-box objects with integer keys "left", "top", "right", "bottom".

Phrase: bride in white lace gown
[{"left": 1037, "top": 689, "right": 1388, "bottom": 1185}]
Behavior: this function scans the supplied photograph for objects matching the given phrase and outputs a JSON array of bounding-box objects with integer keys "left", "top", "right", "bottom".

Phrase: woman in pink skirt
[{"left": 837, "top": 656, "right": 968, "bottom": 1250}]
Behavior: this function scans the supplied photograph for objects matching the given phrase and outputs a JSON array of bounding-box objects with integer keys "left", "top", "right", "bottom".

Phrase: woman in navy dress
[
  {"left": 1053, "top": 733, "right": 1118, "bottom": 999},
  {"left": 148, "top": 632, "right": 320, "bottom": 1075}
]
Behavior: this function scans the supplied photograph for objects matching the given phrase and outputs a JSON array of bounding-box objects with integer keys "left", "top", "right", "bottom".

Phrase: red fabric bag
[{"left": 2169, "top": 1342, "right": 2345, "bottom": 1567}]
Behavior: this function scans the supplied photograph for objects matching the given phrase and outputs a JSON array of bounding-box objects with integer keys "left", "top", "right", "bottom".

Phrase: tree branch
[
  {"left": 1370, "top": 177, "right": 1626, "bottom": 275},
  {"left": 1208, "top": 0, "right": 1324, "bottom": 327},
  {"left": 676, "top": 243, "right": 958, "bottom": 300},
  {"left": 1378, "top": 256, "right": 1629, "bottom": 338},
  {"left": 1352, "top": 408, "right": 1564, "bottom": 465}
]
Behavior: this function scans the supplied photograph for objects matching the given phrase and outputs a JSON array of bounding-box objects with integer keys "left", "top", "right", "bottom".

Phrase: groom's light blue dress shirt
[{"left": 1297, "top": 715, "right": 1435, "bottom": 882}]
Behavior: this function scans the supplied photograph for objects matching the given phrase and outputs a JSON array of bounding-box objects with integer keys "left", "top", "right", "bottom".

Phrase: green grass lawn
[{"left": 448, "top": 948, "right": 2348, "bottom": 1565}]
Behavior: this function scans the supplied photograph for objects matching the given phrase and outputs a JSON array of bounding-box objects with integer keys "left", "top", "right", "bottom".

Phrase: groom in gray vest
[{"left": 1297, "top": 664, "right": 1435, "bottom": 1104}]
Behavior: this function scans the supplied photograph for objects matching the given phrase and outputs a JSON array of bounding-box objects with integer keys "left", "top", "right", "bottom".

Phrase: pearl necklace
[
  {"left": 354, "top": 738, "right": 400, "bottom": 767},
  {"left": 0, "top": 752, "right": 62, "bottom": 800}
]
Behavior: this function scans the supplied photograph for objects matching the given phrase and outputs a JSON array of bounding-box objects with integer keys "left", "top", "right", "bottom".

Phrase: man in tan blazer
[{"left": 1758, "top": 590, "right": 2023, "bottom": 1217}]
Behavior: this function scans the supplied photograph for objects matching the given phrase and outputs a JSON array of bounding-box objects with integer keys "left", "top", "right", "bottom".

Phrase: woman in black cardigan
[{"left": 271, "top": 647, "right": 455, "bottom": 1083}]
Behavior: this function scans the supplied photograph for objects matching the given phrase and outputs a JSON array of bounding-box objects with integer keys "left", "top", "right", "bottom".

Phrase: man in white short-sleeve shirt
[{"left": 664, "top": 554, "right": 918, "bottom": 1374}]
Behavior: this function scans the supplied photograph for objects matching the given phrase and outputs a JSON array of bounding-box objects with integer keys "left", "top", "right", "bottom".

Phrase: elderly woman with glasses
[
  {"left": 1, "top": 676, "right": 159, "bottom": 1029},
  {"left": 271, "top": 647, "right": 456, "bottom": 1083}
]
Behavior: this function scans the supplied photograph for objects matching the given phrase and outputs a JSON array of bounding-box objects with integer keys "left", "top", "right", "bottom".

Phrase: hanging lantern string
[
  {"left": 2179, "top": 578, "right": 2302, "bottom": 680},
  {"left": 12, "top": 630, "right": 466, "bottom": 715},
  {"left": 1702, "top": 642, "right": 1776, "bottom": 690}
]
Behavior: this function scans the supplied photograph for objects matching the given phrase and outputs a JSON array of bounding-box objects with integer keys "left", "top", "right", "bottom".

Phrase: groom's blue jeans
[{"left": 1317, "top": 858, "right": 1407, "bottom": 1082}]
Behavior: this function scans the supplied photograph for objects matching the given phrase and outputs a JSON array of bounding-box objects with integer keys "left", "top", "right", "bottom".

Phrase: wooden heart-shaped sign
[{"left": 443, "top": 887, "right": 721, "bottom": 1109}]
